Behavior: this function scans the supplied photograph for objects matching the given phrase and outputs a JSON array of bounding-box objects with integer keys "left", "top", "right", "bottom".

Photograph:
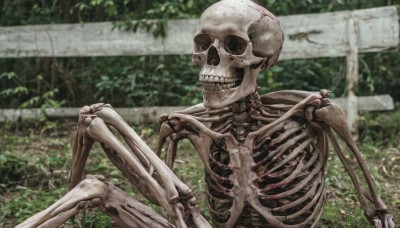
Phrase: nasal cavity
[{"left": 207, "top": 46, "right": 220, "bottom": 66}]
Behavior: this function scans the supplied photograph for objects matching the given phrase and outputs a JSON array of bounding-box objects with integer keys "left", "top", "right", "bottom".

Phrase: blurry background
[{"left": 0, "top": 0, "right": 399, "bottom": 227}]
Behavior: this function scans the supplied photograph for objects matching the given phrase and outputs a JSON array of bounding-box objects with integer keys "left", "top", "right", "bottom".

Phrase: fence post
[{"left": 346, "top": 15, "right": 359, "bottom": 137}]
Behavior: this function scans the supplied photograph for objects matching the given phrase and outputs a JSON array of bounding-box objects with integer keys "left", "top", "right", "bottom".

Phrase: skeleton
[{"left": 18, "top": 0, "right": 395, "bottom": 227}]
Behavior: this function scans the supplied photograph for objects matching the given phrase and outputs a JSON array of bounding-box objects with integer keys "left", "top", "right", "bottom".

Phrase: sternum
[
  {"left": 228, "top": 145, "right": 259, "bottom": 196},
  {"left": 228, "top": 95, "right": 261, "bottom": 194}
]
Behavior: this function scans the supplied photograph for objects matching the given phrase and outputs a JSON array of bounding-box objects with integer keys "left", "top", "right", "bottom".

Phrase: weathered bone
[
  {"left": 192, "top": 0, "right": 283, "bottom": 108},
  {"left": 17, "top": 176, "right": 108, "bottom": 228},
  {"left": 18, "top": 176, "right": 175, "bottom": 228},
  {"left": 315, "top": 104, "right": 394, "bottom": 226},
  {"left": 70, "top": 111, "right": 95, "bottom": 188},
  {"left": 91, "top": 107, "right": 210, "bottom": 227},
  {"left": 94, "top": 108, "right": 192, "bottom": 199}
]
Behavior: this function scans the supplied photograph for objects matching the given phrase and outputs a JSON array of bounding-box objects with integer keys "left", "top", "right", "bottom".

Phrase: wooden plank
[
  {"left": 0, "top": 6, "right": 398, "bottom": 58},
  {"left": 334, "top": 95, "right": 394, "bottom": 112},
  {"left": 279, "top": 6, "right": 399, "bottom": 60},
  {"left": 0, "top": 20, "right": 198, "bottom": 57},
  {"left": 345, "top": 16, "right": 359, "bottom": 131},
  {"left": 0, "top": 106, "right": 187, "bottom": 123},
  {"left": 0, "top": 95, "right": 394, "bottom": 123}
]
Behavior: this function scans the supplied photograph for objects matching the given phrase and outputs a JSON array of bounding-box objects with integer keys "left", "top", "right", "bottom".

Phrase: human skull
[{"left": 192, "top": 0, "right": 284, "bottom": 109}]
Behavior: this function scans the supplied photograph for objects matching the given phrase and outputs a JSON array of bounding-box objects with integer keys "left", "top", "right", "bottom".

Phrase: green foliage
[
  {"left": 0, "top": 0, "right": 61, "bottom": 26},
  {"left": 258, "top": 57, "right": 346, "bottom": 97},
  {"left": 0, "top": 70, "right": 65, "bottom": 109},
  {"left": 321, "top": 199, "right": 370, "bottom": 227},
  {"left": 76, "top": 55, "right": 202, "bottom": 107},
  {"left": 359, "top": 108, "right": 400, "bottom": 146},
  {"left": 0, "top": 152, "right": 28, "bottom": 190}
]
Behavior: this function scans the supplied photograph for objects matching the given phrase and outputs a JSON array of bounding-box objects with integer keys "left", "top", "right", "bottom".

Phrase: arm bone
[
  {"left": 316, "top": 103, "right": 395, "bottom": 227},
  {"left": 94, "top": 108, "right": 192, "bottom": 201}
]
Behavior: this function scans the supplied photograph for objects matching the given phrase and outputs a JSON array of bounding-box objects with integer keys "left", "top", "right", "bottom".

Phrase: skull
[{"left": 192, "top": 0, "right": 284, "bottom": 109}]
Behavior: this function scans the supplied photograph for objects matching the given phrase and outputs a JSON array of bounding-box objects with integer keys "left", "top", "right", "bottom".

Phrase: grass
[{"left": 1, "top": 110, "right": 399, "bottom": 227}]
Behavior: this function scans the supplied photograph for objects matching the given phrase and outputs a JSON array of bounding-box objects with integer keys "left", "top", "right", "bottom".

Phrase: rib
[
  {"left": 257, "top": 165, "right": 296, "bottom": 180},
  {"left": 206, "top": 174, "right": 231, "bottom": 195},
  {"left": 262, "top": 153, "right": 306, "bottom": 192},
  {"left": 259, "top": 107, "right": 283, "bottom": 118},
  {"left": 256, "top": 121, "right": 285, "bottom": 142},
  {"left": 254, "top": 130, "right": 308, "bottom": 169},
  {"left": 213, "top": 119, "right": 233, "bottom": 133},
  {"left": 207, "top": 203, "right": 231, "bottom": 223},
  {"left": 276, "top": 179, "right": 324, "bottom": 221},
  {"left": 206, "top": 188, "right": 232, "bottom": 203},
  {"left": 250, "top": 94, "right": 321, "bottom": 141},
  {"left": 301, "top": 145, "right": 319, "bottom": 171},
  {"left": 270, "top": 178, "right": 321, "bottom": 212},
  {"left": 267, "top": 138, "right": 313, "bottom": 173},
  {"left": 267, "top": 130, "right": 308, "bottom": 161},
  {"left": 270, "top": 125, "right": 303, "bottom": 146},
  {"left": 285, "top": 187, "right": 326, "bottom": 227},
  {"left": 262, "top": 164, "right": 322, "bottom": 198}
]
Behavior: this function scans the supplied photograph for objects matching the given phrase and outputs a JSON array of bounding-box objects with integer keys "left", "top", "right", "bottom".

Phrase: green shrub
[{"left": 359, "top": 108, "right": 400, "bottom": 146}]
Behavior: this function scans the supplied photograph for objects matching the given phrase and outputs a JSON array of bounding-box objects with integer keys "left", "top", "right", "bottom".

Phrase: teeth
[
  {"left": 200, "top": 74, "right": 243, "bottom": 91},
  {"left": 202, "top": 81, "right": 240, "bottom": 91},
  {"left": 200, "top": 74, "right": 238, "bottom": 82}
]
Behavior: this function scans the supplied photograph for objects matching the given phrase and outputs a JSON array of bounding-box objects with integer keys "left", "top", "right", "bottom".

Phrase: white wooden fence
[
  {"left": 0, "top": 95, "right": 393, "bottom": 123},
  {"left": 0, "top": 6, "right": 398, "bottom": 124}
]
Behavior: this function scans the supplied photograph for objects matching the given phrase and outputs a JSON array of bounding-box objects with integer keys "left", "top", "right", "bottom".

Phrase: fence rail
[
  {"left": 0, "top": 95, "right": 394, "bottom": 123},
  {"left": 0, "top": 7, "right": 397, "bottom": 59}
]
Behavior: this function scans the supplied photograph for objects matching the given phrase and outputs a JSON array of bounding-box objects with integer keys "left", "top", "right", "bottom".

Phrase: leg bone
[
  {"left": 18, "top": 175, "right": 174, "bottom": 228},
  {"left": 17, "top": 175, "right": 108, "bottom": 228}
]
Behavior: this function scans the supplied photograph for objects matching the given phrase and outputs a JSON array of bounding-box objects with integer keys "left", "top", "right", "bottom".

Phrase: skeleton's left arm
[{"left": 313, "top": 95, "right": 395, "bottom": 228}]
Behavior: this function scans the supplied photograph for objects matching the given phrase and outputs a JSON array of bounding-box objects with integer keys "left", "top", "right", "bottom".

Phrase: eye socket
[
  {"left": 194, "top": 34, "right": 211, "bottom": 52},
  {"left": 223, "top": 35, "right": 247, "bottom": 55}
]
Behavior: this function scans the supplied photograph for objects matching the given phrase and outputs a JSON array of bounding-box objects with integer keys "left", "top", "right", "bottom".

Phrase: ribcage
[
  {"left": 254, "top": 120, "right": 325, "bottom": 226},
  {"left": 206, "top": 115, "right": 326, "bottom": 227}
]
